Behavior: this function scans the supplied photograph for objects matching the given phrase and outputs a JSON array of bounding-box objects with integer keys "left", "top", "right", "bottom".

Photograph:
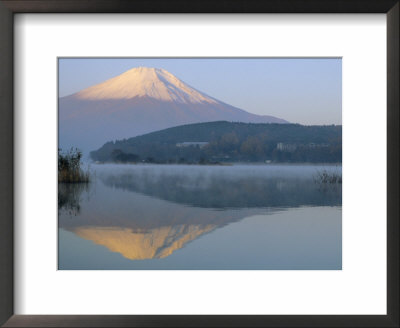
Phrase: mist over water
[
  {"left": 97, "top": 164, "right": 341, "bottom": 208},
  {"left": 58, "top": 164, "right": 342, "bottom": 270}
]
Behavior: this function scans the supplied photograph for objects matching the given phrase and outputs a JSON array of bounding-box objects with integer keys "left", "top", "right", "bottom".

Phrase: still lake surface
[{"left": 58, "top": 164, "right": 342, "bottom": 270}]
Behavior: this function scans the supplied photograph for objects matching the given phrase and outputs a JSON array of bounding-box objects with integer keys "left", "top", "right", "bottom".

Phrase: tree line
[{"left": 90, "top": 121, "right": 342, "bottom": 164}]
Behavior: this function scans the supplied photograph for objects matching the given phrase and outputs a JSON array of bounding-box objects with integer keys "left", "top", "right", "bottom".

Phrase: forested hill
[{"left": 90, "top": 121, "right": 342, "bottom": 163}]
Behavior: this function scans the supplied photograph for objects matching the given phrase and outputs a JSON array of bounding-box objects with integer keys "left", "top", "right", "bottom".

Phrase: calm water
[{"left": 58, "top": 164, "right": 342, "bottom": 270}]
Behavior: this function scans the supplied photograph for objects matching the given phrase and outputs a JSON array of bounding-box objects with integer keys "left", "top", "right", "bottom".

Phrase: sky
[{"left": 59, "top": 58, "right": 341, "bottom": 125}]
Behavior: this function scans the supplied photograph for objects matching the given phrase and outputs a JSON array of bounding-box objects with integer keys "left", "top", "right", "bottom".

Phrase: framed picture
[
  {"left": 0, "top": 0, "right": 398, "bottom": 327},
  {"left": 57, "top": 57, "right": 343, "bottom": 271}
]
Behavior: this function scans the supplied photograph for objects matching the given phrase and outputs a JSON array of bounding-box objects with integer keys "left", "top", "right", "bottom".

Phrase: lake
[{"left": 58, "top": 164, "right": 342, "bottom": 270}]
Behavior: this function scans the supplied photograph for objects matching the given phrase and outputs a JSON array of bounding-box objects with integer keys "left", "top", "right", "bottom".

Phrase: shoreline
[{"left": 90, "top": 162, "right": 342, "bottom": 167}]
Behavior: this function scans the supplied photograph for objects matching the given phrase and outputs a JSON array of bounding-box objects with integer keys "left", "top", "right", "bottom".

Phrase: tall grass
[{"left": 58, "top": 148, "right": 90, "bottom": 183}]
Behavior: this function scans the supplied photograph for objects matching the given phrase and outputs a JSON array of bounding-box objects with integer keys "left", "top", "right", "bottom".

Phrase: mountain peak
[
  {"left": 60, "top": 66, "right": 288, "bottom": 154},
  {"left": 74, "top": 66, "right": 218, "bottom": 104}
]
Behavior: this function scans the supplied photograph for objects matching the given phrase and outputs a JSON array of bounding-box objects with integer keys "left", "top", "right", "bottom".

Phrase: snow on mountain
[
  {"left": 59, "top": 67, "right": 288, "bottom": 154},
  {"left": 75, "top": 67, "right": 218, "bottom": 104}
]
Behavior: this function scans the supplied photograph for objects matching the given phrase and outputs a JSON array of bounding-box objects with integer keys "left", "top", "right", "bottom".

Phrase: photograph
[{"left": 58, "top": 58, "right": 342, "bottom": 270}]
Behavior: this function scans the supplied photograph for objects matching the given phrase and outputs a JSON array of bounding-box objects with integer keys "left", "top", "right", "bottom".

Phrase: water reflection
[
  {"left": 58, "top": 164, "right": 342, "bottom": 268},
  {"left": 73, "top": 224, "right": 217, "bottom": 260},
  {"left": 58, "top": 183, "right": 90, "bottom": 216},
  {"left": 59, "top": 186, "right": 274, "bottom": 260}
]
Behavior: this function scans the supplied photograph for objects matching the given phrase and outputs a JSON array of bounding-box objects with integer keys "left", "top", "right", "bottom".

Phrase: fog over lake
[{"left": 58, "top": 164, "right": 342, "bottom": 270}]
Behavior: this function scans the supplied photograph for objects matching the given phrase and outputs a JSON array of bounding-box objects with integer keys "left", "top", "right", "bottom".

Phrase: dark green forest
[{"left": 90, "top": 121, "right": 342, "bottom": 164}]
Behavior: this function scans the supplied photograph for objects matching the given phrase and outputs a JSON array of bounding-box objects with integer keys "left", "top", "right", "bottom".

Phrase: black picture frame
[{"left": 0, "top": 1, "right": 398, "bottom": 327}]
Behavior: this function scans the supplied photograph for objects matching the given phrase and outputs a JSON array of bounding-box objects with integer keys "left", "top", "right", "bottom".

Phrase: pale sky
[{"left": 59, "top": 58, "right": 342, "bottom": 125}]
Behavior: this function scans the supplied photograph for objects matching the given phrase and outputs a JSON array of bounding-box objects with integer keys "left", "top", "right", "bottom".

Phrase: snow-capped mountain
[
  {"left": 59, "top": 67, "right": 288, "bottom": 154},
  {"left": 75, "top": 67, "right": 219, "bottom": 104}
]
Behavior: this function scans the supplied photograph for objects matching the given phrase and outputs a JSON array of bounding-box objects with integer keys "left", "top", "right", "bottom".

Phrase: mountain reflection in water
[{"left": 58, "top": 164, "right": 342, "bottom": 269}]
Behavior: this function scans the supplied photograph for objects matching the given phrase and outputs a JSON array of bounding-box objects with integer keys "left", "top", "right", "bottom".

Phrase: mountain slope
[{"left": 59, "top": 67, "right": 288, "bottom": 154}]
